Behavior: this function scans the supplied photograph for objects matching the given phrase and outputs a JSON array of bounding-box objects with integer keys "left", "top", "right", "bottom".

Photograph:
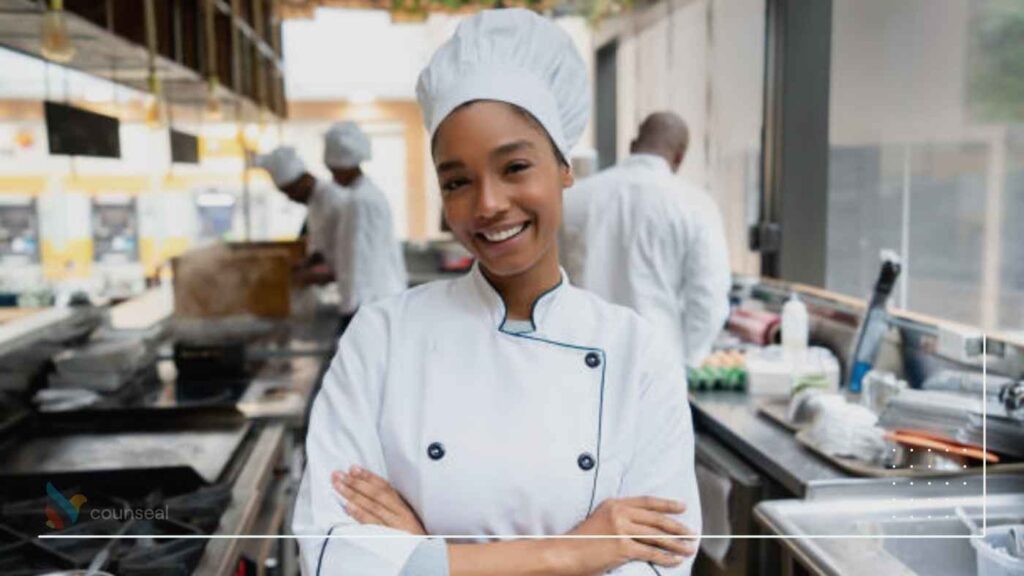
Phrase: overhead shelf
[{"left": 0, "top": 0, "right": 286, "bottom": 118}]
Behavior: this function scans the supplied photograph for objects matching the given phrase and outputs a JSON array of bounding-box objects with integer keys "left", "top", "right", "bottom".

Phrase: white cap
[
  {"left": 254, "top": 146, "right": 306, "bottom": 188},
  {"left": 415, "top": 9, "right": 589, "bottom": 160},
  {"left": 324, "top": 121, "right": 372, "bottom": 169}
]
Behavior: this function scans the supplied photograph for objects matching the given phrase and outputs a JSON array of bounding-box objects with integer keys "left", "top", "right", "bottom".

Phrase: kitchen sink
[
  {"left": 877, "top": 518, "right": 974, "bottom": 576},
  {"left": 755, "top": 475, "right": 1024, "bottom": 576}
]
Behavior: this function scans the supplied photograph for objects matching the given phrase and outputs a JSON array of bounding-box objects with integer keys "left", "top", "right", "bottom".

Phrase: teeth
[{"left": 482, "top": 223, "right": 526, "bottom": 243}]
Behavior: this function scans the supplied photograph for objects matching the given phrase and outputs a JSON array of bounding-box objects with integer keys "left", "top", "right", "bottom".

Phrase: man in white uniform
[
  {"left": 255, "top": 147, "right": 351, "bottom": 324},
  {"left": 323, "top": 121, "right": 408, "bottom": 315},
  {"left": 561, "top": 112, "right": 731, "bottom": 367}
]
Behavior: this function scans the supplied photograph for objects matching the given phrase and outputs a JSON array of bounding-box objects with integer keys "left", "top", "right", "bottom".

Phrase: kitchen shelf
[{"left": 0, "top": 0, "right": 286, "bottom": 117}]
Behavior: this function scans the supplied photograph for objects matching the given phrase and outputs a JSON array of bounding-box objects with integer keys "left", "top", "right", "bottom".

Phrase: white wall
[{"left": 600, "top": 0, "right": 765, "bottom": 276}]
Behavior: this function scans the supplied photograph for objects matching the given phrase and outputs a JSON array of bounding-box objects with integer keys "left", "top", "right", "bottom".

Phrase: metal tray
[
  {"left": 0, "top": 407, "right": 251, "bottom": 490},
  {"left": 794, "top": 428, "right": 1024, "bottom": 478}
]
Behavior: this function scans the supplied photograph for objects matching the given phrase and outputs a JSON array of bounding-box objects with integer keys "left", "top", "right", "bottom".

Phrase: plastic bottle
[
  {"left": 847, "top": 251, "right": 902, "bottom": 394},
  {"left": 782, "top": 293, "right": 808, "bottom": 366}
]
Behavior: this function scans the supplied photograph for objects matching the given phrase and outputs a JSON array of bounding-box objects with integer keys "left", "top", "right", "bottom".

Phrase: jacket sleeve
[
  {"left": 680, "top": 194, "right": 731, "bottom": 367},
  {"left": 610, "top": 337, "right": 702, "bottom": 575},
  {"left": 292, "top": 307, "right": 423, "bottom": 575}
]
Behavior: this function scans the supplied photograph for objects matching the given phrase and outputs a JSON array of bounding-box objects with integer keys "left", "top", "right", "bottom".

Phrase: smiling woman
[
  {"left": 292, "top": 9, "right": 702, "bottom": 576},
  {"left": 435, "top": 101, "right": 573, "bottom": 318}
]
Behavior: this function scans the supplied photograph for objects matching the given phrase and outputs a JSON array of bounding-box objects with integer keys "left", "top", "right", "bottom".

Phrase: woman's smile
[{"left": 478, "top": 220, "right": 530, "bottom": 244}]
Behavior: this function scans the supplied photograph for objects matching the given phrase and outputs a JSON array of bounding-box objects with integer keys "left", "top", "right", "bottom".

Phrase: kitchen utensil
[
  {"left": 886, "top": 430, "right": 999, "bottom": 463},
  {"left": 847, "top": 251, "right": 900, "bottom": 394}
]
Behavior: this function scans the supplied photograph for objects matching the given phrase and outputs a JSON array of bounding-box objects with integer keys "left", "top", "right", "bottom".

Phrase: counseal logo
[{"left": 45, "top": 482, "right": 86, "bottom": 530}]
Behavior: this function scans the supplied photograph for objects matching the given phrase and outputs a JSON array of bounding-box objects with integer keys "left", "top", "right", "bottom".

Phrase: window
[{"left": 826, "top": 0, "right": 1024, "bottom": 334}]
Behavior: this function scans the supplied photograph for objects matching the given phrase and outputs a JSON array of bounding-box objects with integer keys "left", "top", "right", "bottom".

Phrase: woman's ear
[{"left": 560, "top": 164, "right": 575, "bottom": 189}]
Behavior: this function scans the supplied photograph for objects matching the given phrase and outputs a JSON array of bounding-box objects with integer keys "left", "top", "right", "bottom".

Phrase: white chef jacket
[
  {"left": 305, "top": 179, "right": 349, "bottom": 261},
  {"left": 561, "top": 154, "right": 731, "bottom": 367},
  {"left": 333, "top": 175, "right": 408, "bottom": 314},
  {"left": 293, "top": 263, "right": 701, "bottom": 575}
]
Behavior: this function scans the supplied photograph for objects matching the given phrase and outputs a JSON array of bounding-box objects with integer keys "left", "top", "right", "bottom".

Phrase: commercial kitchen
[{"left": 0, "top": 1, "right": 1022, "bottom": 575}]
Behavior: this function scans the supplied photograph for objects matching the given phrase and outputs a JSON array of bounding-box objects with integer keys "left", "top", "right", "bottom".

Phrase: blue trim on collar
[{"left": 499, "top": 277, "right": 563, "bottom": 333}]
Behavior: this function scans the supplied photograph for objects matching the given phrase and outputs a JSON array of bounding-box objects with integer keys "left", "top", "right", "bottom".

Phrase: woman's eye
[
  {"left": 441, "top": 178, "right": 469, "bottom": 193},
  {"left": 504, "top": 161, "right": 531, "bottom": 175}
]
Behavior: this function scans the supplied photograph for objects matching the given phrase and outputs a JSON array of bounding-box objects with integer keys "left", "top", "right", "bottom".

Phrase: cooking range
[
  {"left": 0, "top": 483, "right": 232, "bottom": 575},
  {"left": 0, "top": 397, "right": 257, "bottom": 576}
]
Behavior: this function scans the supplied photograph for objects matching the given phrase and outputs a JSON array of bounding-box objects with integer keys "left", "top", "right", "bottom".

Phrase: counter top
[{"left": 689, "top": 391, "right": 847, "bottom": 496}]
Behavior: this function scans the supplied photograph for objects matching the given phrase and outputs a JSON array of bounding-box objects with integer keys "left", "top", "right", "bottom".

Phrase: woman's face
[{"left": 433, "top": 101, "right": 573, "bottom": 279}]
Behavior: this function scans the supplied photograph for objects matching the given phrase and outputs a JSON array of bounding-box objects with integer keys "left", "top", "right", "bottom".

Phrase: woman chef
[{"left": 293, "top": 9, "right": 701, "bottom": 576}]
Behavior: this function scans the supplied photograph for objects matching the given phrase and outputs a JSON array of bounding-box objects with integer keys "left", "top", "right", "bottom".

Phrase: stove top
[{"left": 0, "top": 483, "right": 231, "bottom": 575}]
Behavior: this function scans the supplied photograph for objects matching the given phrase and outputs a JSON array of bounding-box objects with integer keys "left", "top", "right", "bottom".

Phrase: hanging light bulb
[
  {"left": 144, "top": 74, "right": 165, "bottom": 129},
  {"left": 205, "top": 77, "right": 223, "bottom": 121},
  {"left": 41, "top": 0, "right": 76, "bottom": 63}
]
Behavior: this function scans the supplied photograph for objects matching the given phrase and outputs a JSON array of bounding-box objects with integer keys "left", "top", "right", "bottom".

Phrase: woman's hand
[
  {"left": 562, "top": 496, "right": 697, "bottom": 574},
  {"left": 331, "top": 466, "right": 427, "bottom": 535}
]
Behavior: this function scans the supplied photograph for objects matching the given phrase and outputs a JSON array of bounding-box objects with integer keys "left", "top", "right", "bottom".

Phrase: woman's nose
[{"left": 474, "top": 176, "right": 511, "bottom": 220}]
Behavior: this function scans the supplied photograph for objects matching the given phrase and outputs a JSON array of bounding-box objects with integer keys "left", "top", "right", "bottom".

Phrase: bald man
[{"left": 561, "top": 112, "right": 731, "bottom": 367}]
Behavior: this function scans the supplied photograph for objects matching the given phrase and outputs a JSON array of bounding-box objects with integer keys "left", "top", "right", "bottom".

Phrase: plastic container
[
  {"left": 972, "top": 525, "right": 1024, "bottom": 576},
  {"left": 746, "top": 345, "right": 840, "bottom": 395},
  {"left": 781, "top": 294, "right": 808, "bottom": 364}
]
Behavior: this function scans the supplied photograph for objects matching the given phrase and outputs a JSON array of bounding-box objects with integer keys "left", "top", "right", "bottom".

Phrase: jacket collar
[
  {"left": 621, "top": 153, "right": 673, "bottom": 175},
  {"left": 468, "top": 262, "right": 568, "bottom": 334}
]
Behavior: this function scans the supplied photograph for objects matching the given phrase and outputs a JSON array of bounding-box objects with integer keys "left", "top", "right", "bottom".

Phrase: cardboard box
[{"left": 172, "top": 243, "right": 291, "bottom": 318}]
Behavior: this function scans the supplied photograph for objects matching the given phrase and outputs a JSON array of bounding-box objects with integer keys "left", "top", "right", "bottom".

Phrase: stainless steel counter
[
  {"left": 689, "top": 391, "right": 847, "bottom": 496},
  {"left": 754, "top": 475, "right": 1024, "bottom": 576},
  {"left": 194, "top": 423, "right": 287, "bottom": 576},
  {"left": 190, "top": 313, "right": 340, "bottom": 575}
]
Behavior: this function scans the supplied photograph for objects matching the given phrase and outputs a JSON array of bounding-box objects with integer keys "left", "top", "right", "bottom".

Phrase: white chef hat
[
  {"left": 254, "top": 146, "right": 306, "bottom": 188},
  {"left": 415, "top": 9, "right": 590, "bottom": 161},
  {"left": 324, "top": 121, "right": 372, "bottom": 169}
]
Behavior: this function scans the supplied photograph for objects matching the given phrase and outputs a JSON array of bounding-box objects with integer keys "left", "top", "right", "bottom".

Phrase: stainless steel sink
[
  {"left": 755, "top": 475, "right": 1024, "bottom": 576},
  {"left": 877, "top": 518, "right": 974, "bottom": 576}
]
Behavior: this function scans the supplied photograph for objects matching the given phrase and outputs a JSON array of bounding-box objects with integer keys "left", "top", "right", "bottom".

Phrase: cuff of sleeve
[{"left": 399, "top": 538, "right": 449, "bottom": 576}]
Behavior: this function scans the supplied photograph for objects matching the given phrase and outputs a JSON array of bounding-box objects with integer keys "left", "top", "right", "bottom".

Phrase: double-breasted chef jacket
[{"left": 293, "top": 263, "right": 702, "bottom": 575}]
